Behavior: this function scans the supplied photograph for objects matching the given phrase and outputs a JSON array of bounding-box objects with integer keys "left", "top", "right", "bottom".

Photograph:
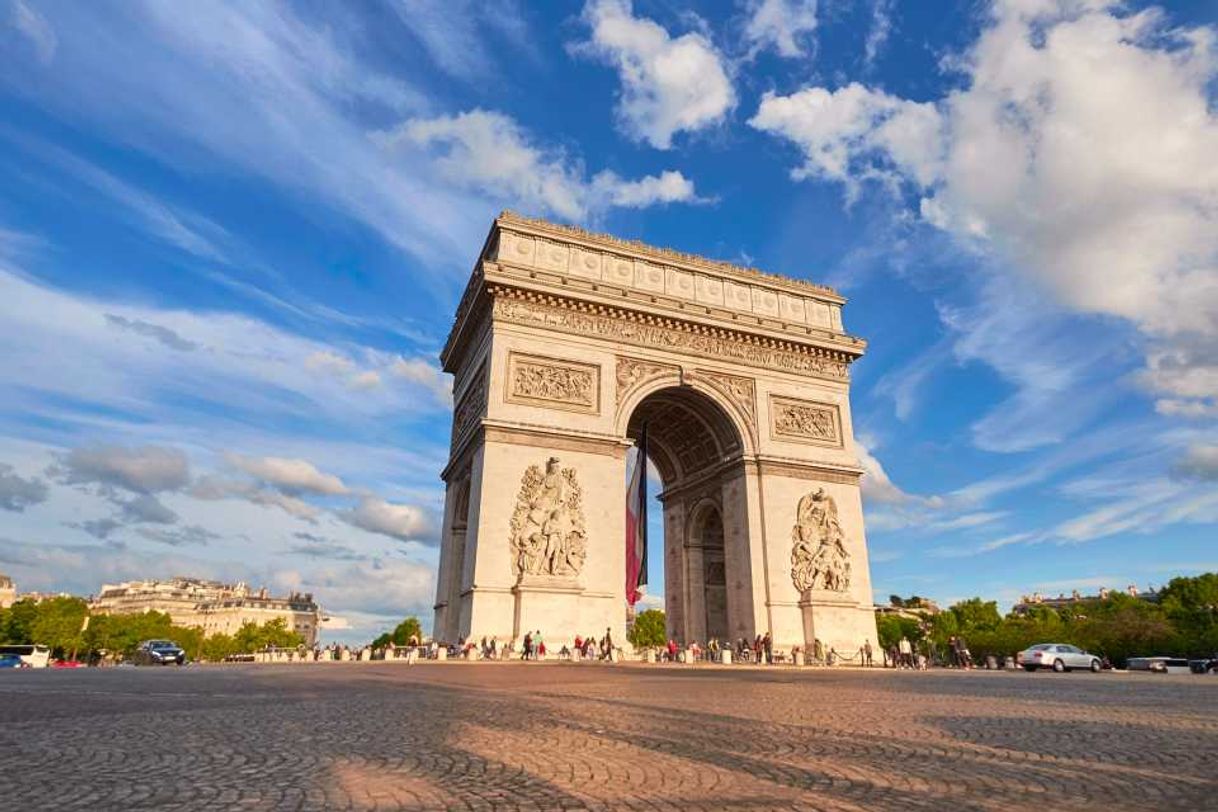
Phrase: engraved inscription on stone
[
  {"left": 791, "top": 488, "right": 851, "bottom": 593},
  {"left": 770, "top": 396, "right": 841, "bottom": 446},
  {"left": 509, "top": 457, "right": 588, "bottom": 580},
  {"left": 507, "top": 352, "right": 599, "bottom": 413}
]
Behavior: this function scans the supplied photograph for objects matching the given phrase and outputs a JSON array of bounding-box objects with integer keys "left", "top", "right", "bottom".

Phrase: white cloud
[
  {"left": 57, "top": 445, "right": 190, "bottom": 494},
  {"left": 389, "top": 0, "right": 531, "bottom": 82},
  {"left": 0, "top": 268, "right": 448, "bottom": 437},
  {"left": 390, "top": 356, "right": 452, "bottom": 405},
  {"left": 342, "top": 497, "right": 433, "bottom": 543},
  {"left": 7, "top": 136, "right": 231, "bottom": 262},
  {"left": 189, "top": 476, "right": 322, "bottom": 521},
  {"left": 9, "top": 0, "right": 56, "bottom": 64},
  {"left": 743, "top": 0, "right": 818, "bottom": 59},
  {"left": 385, "top": 109, "right": 703, "bottom": 221},
  {"left": 753, "top": 0, "right": 1218, "bottom": 435},
  {"left": 750, "top": 82, "right": 944, "bottom": 198},
  {"left": 0, "top": 2, "right": 485, "bottom": 269},
  {"left": 0, "top": 464, "right": 48, "bottom": 512},
  {"left": 592, "top": 169, "right": 702, "bottom": 208},
  {"left": 1173, "top": 444, "right": 1218, "bottom": 482},
  {"left": 863, "top": 0, "right": 894, "bottom": 68},
  {"left": 577, "top": 0, "right": 735, "bottom": 149},
  {"left": 855, "top": 437, "right": 913, "bottom": 505},
  {"left": 227, "top": 454, "right": 348, "bottom": 495}
]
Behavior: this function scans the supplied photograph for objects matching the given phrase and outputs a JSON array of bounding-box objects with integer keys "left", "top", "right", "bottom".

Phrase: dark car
[
  {"left": 134, "top": 640, "right": 185, "bottom": 666},
  {"left": 0, "top": 653, "right": 27, "bottom": 669},
  {"left": 1188, "top": 657, "right": 1218, "bottom": 674}
]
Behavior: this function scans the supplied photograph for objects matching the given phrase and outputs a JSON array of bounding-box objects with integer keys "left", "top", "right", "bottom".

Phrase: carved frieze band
[
  {"left": 770, "top": 395, "right": 842, "bottom": 447},
  {"left": 506, "top": 351, "right": 600, "bottom": 414},
  {"left": 492, "top": 292, "right": 850, "bottom": 381},
  {"left": 450, "top": 362, "right": 487, "bottom": 451}
]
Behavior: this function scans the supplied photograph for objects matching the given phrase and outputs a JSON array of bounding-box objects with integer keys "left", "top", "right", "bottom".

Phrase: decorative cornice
[
  {"left": 490, "top": 285, "right": 855, "bottom": 382},
  {"left": 497, "top": 210, "right": 842, "bottom": 302}
]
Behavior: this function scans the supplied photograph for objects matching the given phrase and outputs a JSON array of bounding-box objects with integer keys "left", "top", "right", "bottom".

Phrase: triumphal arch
[{"left": 433, "top": 212, "right": 878, "bottom": 654}]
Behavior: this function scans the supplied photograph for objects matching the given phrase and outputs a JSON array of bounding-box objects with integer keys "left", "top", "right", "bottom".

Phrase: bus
[{"left": 0, "top": 644, "right": 51, "bottom": 668}]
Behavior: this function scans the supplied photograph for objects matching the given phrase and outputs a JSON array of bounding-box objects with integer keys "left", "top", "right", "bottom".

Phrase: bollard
[
  {"left": 793, "top": 651, "right": 805, "bottom": 667},
  {"left": 645, "top": 649, "right": 656, "bottom": 664},
  {"left": 436, "top": 648, "right": 447, "bottom": 661},
  {"left": 719, "top": 650, "right": 732, "bottom": 665}
]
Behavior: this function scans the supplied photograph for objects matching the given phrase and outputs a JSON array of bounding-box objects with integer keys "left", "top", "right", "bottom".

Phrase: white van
[{"left": 0, "top": 644, "right": 51, "bottom": 668}]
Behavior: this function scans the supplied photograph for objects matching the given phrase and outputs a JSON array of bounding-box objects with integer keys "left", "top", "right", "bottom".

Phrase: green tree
[
  {"left": 875, "top": 614, "right": 922, "bottom": 649},
  {"left": 26, "top": 596, "right": 89, "bottom": 658},
  {"left": 1, "top": 598, "right": 40, "bottom": 644},
  {"left": 372, "top": 616, "right": 423, "bottom": 648},
  {"left": 628, "top": 609, "right": 667, "bottom": 648},
  {"left": 949, "top": 598, "right": 1002, "bottom": 632},
  {"left": 233, "top": 617, "right": 303, "bottom": 652}
]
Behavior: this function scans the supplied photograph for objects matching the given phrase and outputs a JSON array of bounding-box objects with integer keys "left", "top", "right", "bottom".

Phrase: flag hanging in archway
[{"left": 625, "top": 425, "right": 648, "bottom": 606}]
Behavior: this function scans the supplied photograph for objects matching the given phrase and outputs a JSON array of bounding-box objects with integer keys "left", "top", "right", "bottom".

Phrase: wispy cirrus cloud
[{"left": 0, "top": 1, "right": 482, "bottom": 271}]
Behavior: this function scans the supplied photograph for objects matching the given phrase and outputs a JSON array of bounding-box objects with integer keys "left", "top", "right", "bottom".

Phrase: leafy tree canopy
[{"left": 627, "top": 609, "right": 666, "bottom": 648}]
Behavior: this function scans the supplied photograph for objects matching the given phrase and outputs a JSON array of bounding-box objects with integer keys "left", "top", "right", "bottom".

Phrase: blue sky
[{"left": 0, "top": 0, "right": 1215, "bottom": 642}]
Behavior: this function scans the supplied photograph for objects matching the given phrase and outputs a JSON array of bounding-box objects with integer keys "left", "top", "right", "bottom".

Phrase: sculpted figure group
[
  {"left": 791, "top": 488, "right": 852, "bottom": 593},
  {"left": 509, "top": 457, "right": 588, "bottom": 580}
]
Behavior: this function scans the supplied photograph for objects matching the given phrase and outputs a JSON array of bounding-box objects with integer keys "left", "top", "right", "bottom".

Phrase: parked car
[
  {"left": 0, "top": 653, "right": 28, "bottom": 669},
  {"left": 1128, "top": 656, "right": 1191, "bottom": 674},
  {"left": 1019, "top": 643, "right": 1102, "bottom": 672},
  {"left": 134, "top": 640, "right": 186, "bottom": 666},
  {"left": 1188, "top": 657, "right": 1218, "bottom": 674}
]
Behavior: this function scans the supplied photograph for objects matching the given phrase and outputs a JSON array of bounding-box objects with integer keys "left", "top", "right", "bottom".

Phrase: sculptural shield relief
[
  {"left": 790, "top": 488, "right": 852, "bottom": 593},
  {"left": 509, "top": 457, "right": 588, "bottom": 581}
]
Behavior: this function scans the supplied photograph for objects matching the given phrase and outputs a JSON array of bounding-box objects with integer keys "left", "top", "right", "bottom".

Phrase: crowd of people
[{"left": 351, "top": 630, "right": 995, "bottom": 671}]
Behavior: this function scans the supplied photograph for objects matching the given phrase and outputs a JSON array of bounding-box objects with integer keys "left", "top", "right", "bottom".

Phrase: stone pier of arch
[{"left": 432, "top": 212, "right": 878, "bottom": 656}]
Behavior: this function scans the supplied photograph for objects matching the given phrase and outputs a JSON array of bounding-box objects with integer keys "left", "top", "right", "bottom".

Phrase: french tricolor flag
[{"left": 625, "top": 424, "right": 649, "bottom": 606}]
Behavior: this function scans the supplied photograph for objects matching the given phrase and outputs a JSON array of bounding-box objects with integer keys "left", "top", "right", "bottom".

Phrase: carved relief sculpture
[
  {"left": 771, "top": 396, "right": 841, "bottom": 446},
  {"left": 615, "top": 356, "right": 678, "bottom": 406},
  {"left": 697, "top": 370, "right": 757, "bottom": 436},
  {"left": 509, "top": 457, "right": 588, "bottom": 580},
  {"left": 450, "top": 363, "right": 487, "bottom": 450},
  {"left": 507, "top": 352, "right": 599, "bottom": 413},
  {"left": 791, "top": 488, "right": 852, "bottom": 593},
  {"left": 493, "top": 295, "right": 851, "bottom": 381}
]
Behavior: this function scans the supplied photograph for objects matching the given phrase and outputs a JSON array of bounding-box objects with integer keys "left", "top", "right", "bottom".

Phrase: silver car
[{"left": 1020, "top": 643, "right": 1101, "bottom": 673}]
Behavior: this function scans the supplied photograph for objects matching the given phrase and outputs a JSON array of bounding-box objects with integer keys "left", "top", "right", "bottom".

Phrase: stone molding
[
  {"left": 483, "top": 420, "right": 631, "bottom": 459},
  {"left": 751, "top": 457, "right": 863, "bottom": 485},
  {"left": 769, "top": 395, "right": 842, "bottom": 448},
  {"left": 505, "top": 351, "right": 600, "bottom": 414},
  {"left": 495, "top": 210, "right": 842, "bottom": 303},
  {"left": 491, "top": 288, "right": 852, "bottom": 382}
]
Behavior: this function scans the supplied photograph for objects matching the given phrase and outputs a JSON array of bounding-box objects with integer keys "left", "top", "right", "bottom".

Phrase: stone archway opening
[{"left": 626, "top": 386, "right": 753, "bottom": 647}]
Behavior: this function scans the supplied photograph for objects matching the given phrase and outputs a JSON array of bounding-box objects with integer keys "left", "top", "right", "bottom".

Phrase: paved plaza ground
[{"left": 1, "top": 662, "right": 1215, "bottom": 811}]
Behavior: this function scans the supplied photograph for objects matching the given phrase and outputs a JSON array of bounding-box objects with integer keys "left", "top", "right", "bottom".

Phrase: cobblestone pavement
[{"left": 1, "top": 663, "right": 1215, "bottom": 811}]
